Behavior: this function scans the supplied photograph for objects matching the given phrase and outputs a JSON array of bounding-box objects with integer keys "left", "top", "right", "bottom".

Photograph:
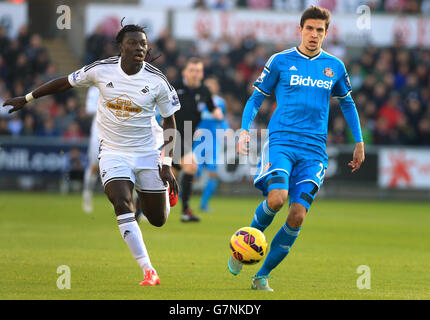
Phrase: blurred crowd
[
  {"left": 192, "top": 0, "right": 429, "bottom": 14},
  {"left": 0, "top": 25, "right": 89, "bottom": 141},
  {"left": 0, "top": 23, "right": 429, "bottom": 146}
]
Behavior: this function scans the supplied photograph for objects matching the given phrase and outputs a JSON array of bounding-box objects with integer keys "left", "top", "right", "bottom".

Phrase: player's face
[
  {"left": 299, "top": 19, "right": 328, "bottom": 54},
  {"left": 120, "top": 31, "right": 148, "bottom": 65},
  {"left": 183, "top": 62, "right": 204, "bottom": 88}
]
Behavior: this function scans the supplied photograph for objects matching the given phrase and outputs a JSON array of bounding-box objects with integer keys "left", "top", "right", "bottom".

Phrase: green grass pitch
[{"left": 0, "top": 192, "right": 429, "bottom": 300}]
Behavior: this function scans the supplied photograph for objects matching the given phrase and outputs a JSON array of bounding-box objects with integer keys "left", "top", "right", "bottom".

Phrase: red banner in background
[{"left": 379, "top": 148, "right": 430, "bottom": 189}]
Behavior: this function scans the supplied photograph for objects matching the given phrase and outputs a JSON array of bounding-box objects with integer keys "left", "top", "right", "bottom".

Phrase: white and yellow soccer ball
[{"left": 229, "top": 227, "right": 267, "bottom": 265}]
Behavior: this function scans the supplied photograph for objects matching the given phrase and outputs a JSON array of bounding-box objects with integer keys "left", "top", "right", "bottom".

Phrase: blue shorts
[{"left": 254, "top": 139, "right": 327, "bottom": 211}]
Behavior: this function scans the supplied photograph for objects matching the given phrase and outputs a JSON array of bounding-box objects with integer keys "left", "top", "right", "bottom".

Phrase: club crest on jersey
[
  {"left": 172, "top": 93, "right": 179, "bottom": 106},
  {"left": 140, "top": 86, "right": 150, "bottom": 95},
  {"left": 105, "top": 94, "right": 142, "bottom": 121},
  {"left": 256, "top": 71, "right": 266, "bottom": 83},
  {"left": 323, "top": 67, "right": 334, "bottom": 77},
  {"left": 345, "top": 73, "right": 351, "bottom": 88},
  {"left": 72, "top": 71, "right": 81, "bottom": 82}
]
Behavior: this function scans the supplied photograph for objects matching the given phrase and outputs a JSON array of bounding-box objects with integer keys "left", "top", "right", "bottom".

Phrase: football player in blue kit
[
  {"left": 194, "top": 76, "right": 229, "bottom": 212},
  {"left": 228, "top": 6, "right": 365, "bottom": 291}
]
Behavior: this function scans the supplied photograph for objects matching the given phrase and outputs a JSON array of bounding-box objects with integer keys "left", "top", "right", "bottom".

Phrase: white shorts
[{"left": 99, "top": 152, "right": 166, "bottom": 193}]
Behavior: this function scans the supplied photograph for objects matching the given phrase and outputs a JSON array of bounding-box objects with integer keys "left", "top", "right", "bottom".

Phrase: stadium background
[{"left": 0, "top": 0, "right": 429, "bottom": 199}]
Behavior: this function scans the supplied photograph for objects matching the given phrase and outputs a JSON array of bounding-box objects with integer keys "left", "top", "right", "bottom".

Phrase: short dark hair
[
  {"left": 115, "top": 23, "right": 147, "bottom": 45},
  {"left": 185, "top": 57, "right": 203, "bottom": 67},
  {"left": 300, "top": 6, "right": 331, "bottom": 31}
]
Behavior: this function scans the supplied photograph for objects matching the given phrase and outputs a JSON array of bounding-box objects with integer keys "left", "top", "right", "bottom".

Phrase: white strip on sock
[
  {"left": 117, "top": 213, "right": 154, "bottom": 272},
  {"left": 165, "top": 190, "right": 170, "bottom": 218}
]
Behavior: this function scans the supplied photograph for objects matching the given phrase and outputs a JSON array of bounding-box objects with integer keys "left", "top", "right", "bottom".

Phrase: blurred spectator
[
  {"left": 84, "top": 25, "right": 107, "bottom": 64},
  {"left": 193, "top": 0, "right": 208, "bottom": 8},
  {"left": 0, "top": 26, "right": 10, "bottom": 57},
  {"left": 64, "top": 147, "right": 86, "bottom": 191},
  {"left": 20, "top": 113, "right": 36, "bottom": 136},
  {"left": 37, "top": 117, "right": 60, "bottom": 137},
  {"left": 7, "top": 114, "right": 23, "bottom": 136},
  {"left": 416, "top": 118, "right": 430, "bottom": 145},
  {"left": 63, "top": 121, "right": 84, "bottom": 142},
  {"left": 75, "top": 108, "right": 92, "bottom": 136},
  {"left": 54, "top": 105, "right": 74, "bottom": 135},
  {"left": 377, "top": 92, "right": 403, "bottom": 130},
  {"left": 0, "top": 118, "right": 11, "bottom": 136}
]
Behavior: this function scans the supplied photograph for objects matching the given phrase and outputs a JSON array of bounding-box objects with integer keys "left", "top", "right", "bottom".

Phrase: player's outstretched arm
[
  {"left": 2, "top": 76, "right": 72, "bottom": 114},
  {"left": 236, "top": 89, "right": 266, "bottom": 155},
  {"left": 160, "top": 114, "right": 179, "bottom": 196},
  {"left": 337, "top": 94, "right": 365, "bottom": 173}
]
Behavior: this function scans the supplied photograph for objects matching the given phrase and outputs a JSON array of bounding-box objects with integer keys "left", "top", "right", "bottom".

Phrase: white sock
[
  {"left": 165, "top": 190, "right": 171, "bottom": 218},
  {"left": 117, "top": 213, "right": 154, "bottom": 272}
]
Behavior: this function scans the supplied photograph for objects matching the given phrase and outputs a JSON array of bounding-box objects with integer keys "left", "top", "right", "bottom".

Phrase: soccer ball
[{"left": 229, "top": 227, "right": 267, "bottom": 265}]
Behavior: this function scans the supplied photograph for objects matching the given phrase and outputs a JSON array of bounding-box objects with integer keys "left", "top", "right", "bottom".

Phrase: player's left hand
[
  {"left": 211, "top": 107, "right": 224, "bottom": 120},
  {"left": 348, "top": 142, "right": 365, "bottom": 173},
  {"left": 160, "top": 165, "right": 179, "bottom": 197}
]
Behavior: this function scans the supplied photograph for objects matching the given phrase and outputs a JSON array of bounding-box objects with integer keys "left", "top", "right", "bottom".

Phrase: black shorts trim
[
  {"left": 103, "top": 177, "right": 132, "bottom": 187},
  {"left": 300, "top": 192, "right": 313, "bottom": 205},
  {"left": 136, "top": 189, "right": 167, "bottom": 194}
]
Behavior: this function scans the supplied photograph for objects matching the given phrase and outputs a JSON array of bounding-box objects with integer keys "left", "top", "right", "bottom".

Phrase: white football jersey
[{"left": 68, "top": 56, "right": 180, "bottom": 154}]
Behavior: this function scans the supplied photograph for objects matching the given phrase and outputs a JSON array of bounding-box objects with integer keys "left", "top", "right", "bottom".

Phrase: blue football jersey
[
  {"left": 198, "top": 95, "right": 229, "bottom": 131},
  {"left": 254, "top": 47, "right": 352, "bottom": 152}
]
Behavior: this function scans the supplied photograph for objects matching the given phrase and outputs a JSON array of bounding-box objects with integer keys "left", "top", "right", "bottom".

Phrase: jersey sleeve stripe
[
  {"left": 333, "top": 90, "right": 352, "bottom": 99},
  {"left": 84, "top": 59, "right": 119, "bottom": 72},
  {"left": 84, "top": 56, "right": 119, "bottom": 69},
  {"left": 254, "top": 85, "right": 270, "bottom": 96},
  {"left": 265, "top": 48, "right": 294, "bottom": 69},
  {"left": 144, "top": 66, "right": 174, "bottom": 91}
]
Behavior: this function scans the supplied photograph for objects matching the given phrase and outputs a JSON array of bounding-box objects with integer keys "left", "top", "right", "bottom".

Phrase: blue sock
[
  {"left": 200, "top": 178, "right": 218, "bottom": 208},
  {"left": 250, "top": 200, "right": 278, "bottom": 232},
  {"left": 256, "top": 223, "right": 301, "bottom": 277}
]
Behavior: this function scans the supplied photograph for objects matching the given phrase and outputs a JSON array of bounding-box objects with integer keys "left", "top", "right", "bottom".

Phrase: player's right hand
[
  {"left": 2, "top": 96, "right": 27, "bottom": 114},
  {"left": 236, "top": 130, "right": 250, "bottom": 155}
]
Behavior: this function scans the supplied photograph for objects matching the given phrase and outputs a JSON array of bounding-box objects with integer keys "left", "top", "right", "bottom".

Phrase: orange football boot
[{"left": 139, "top": 269, "right": 160, "bottom": 286}]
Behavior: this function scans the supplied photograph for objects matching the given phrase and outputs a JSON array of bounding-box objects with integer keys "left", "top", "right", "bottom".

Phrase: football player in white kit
[
  {"left": 82, "top": 86, "right": 100, "bottom": 213},
  {"left": 82, "top": 87, "right": 168, "bottom": 215},
  {"left": 3, "top": 24, "right": 180, "bottom": 286}
]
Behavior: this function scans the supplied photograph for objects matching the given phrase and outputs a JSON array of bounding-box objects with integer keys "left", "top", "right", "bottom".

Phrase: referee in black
[{"left": 173, "top": 57, "right": 223, "bottom": 222}]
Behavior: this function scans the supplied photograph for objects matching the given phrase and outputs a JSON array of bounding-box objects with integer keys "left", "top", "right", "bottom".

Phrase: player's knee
[
  {"left": 113, "top": 197, "right": 134, "bottom": 215},
  {"left": 267, "top": 191, "right": 288, "bottom": 211},
  {"left": 148, "top": 212, "right": 167, "bottom": 227},
  {"left": 287, "top": 204, "right": 307, "bottom": 228}
]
